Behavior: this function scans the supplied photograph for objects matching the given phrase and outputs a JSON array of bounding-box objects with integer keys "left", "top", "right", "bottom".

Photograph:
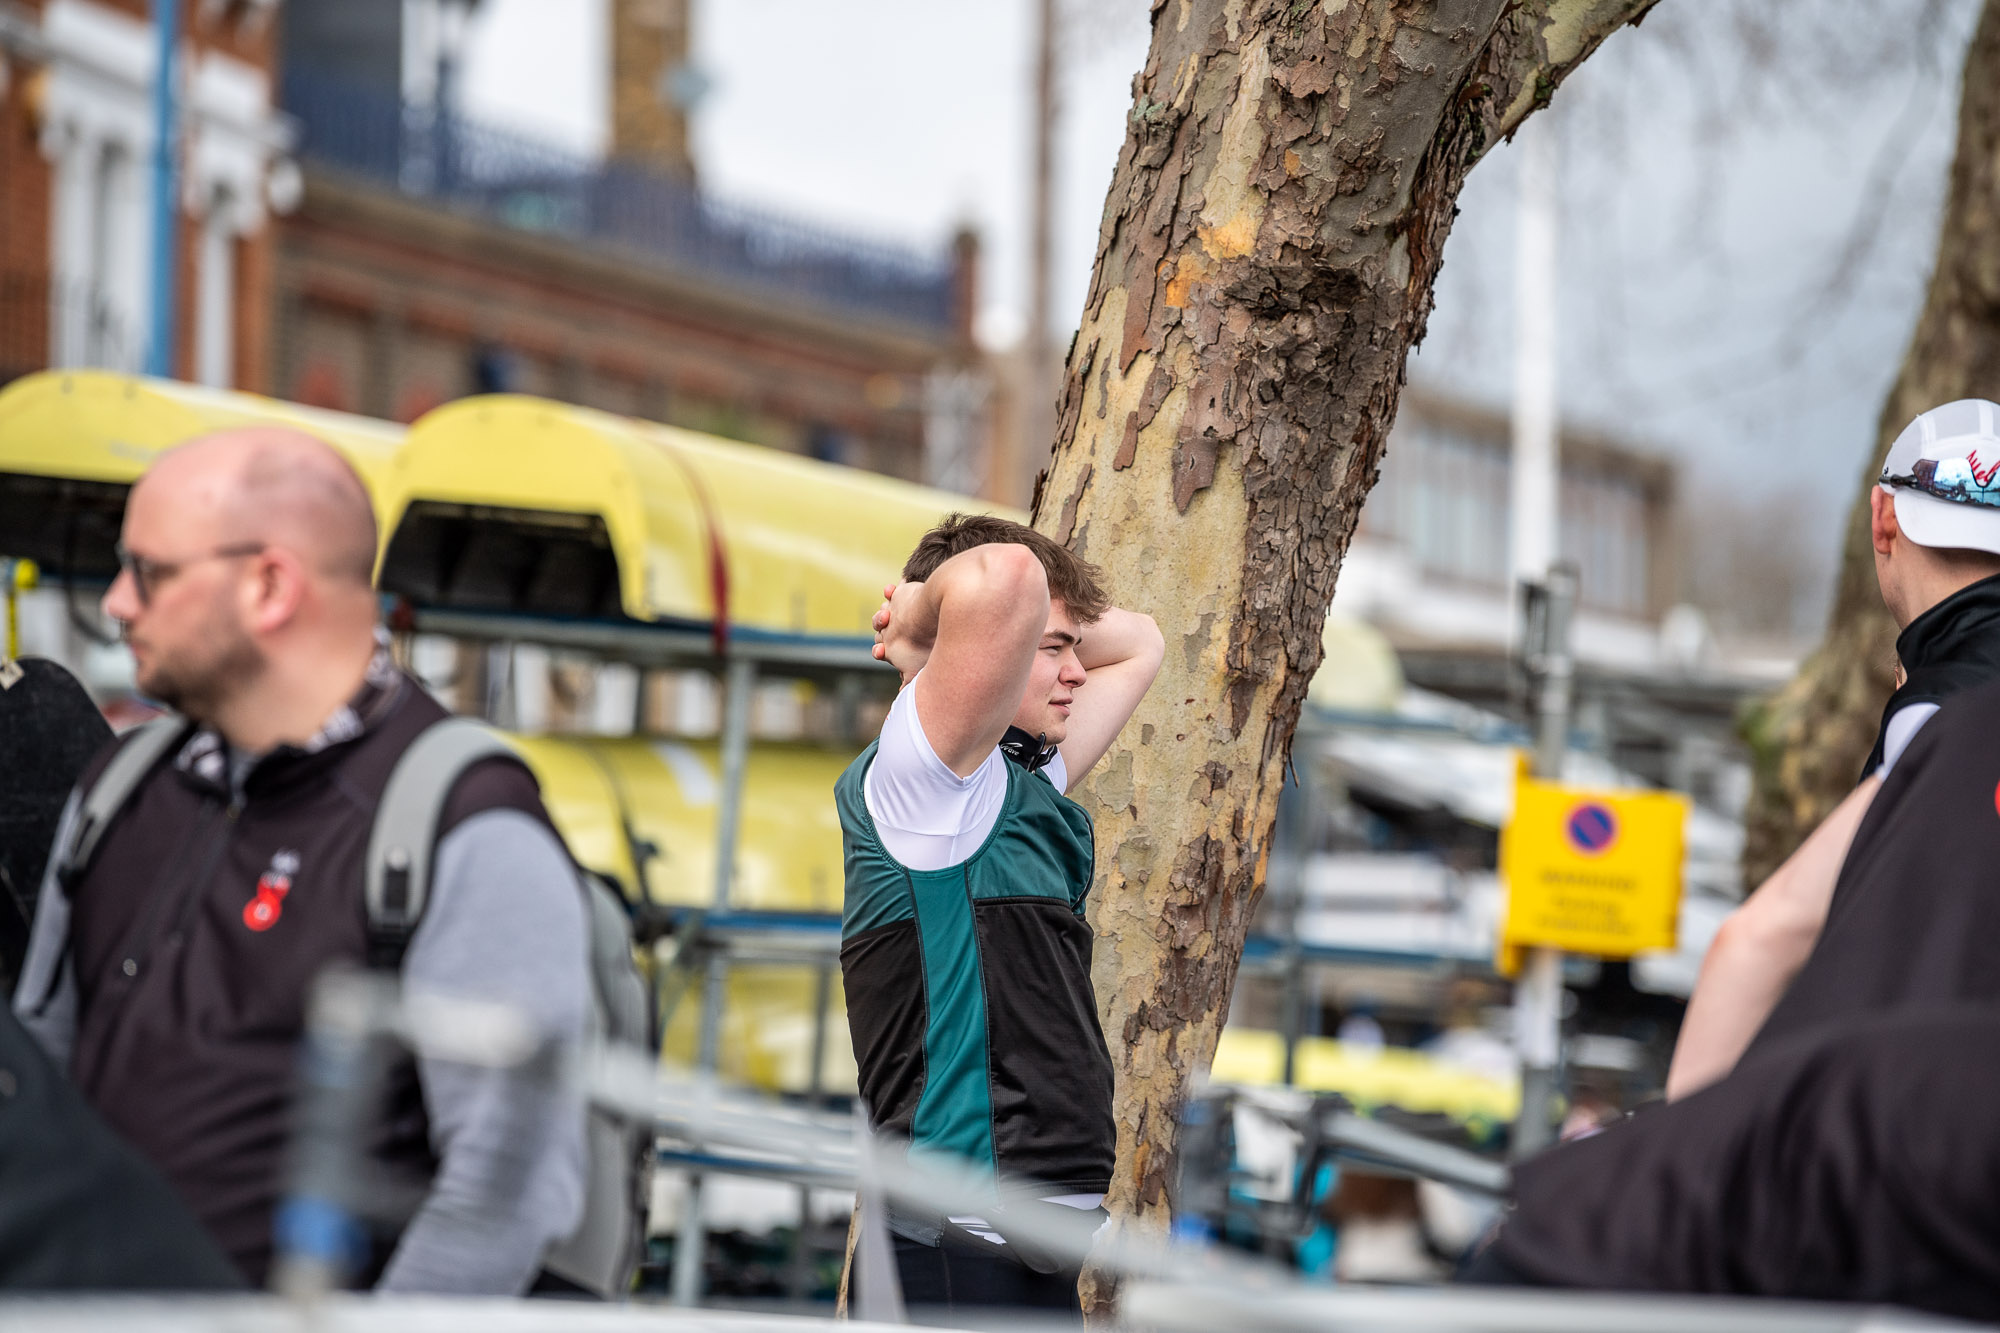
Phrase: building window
[
  {"left": 42, "top": 0, "right": 159, "bottom": 375},
  {"left": 195, "top": 187, "right": 236, "bottom": 388},
  {"left": 1373, "top": 407, "right": 1660, "bottom": 618},
  {"left": 296, "top": 360, "right": 351, "bottom": 411},
  {"left": 78, "top": 140, "right": 144, "bottom": 371}
]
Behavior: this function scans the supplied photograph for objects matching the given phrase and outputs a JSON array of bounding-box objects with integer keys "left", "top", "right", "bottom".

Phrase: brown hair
[{"left": 902, "top": 513, "right": 1110, "bottom": 623}]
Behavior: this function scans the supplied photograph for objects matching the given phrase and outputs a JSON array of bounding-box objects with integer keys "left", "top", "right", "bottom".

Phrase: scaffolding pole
[
  {"left": 146, "top": 0, "right": 180, "bottom": 379},
  {"left": 1513, "top": 565, "right": 1577, "bottom": 1160},
  {"left": 1509, "top": 114, "right": 1559, "bottom": 598},
  {"left": 670, "top": 654, "right": 758, "bottom": 1306},
  {"left": 1507, "top": 107, "right": 1568, "bottom": 1163}
]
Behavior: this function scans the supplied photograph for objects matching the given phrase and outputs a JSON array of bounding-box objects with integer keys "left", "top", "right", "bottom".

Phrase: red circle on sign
[{"left": 1565, "top": 802, "right": 1619, "bottom": 855}]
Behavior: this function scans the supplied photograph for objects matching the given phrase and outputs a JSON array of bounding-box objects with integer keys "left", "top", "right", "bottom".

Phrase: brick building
[
  {"left": 271, "top": 0, "right": 984, "bottom": 485},
  {"left": 0, "top": 0, "right": 286, "bottom": 388},
  {"left": 1, "top": 0, "right": 990, "bottom": 493}
]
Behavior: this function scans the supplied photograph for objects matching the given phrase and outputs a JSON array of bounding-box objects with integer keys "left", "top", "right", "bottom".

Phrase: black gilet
[{"left": 1860, "top": 570, "right": 2000, "bottom": 780}]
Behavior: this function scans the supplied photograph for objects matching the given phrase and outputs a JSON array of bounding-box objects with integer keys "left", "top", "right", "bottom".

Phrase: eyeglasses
[
  {"left": 1881, "top": 468, "right": 2000, "bottom": 510},
  {"left": 114, "top": 541, "right": 267, "bottom": 607}
]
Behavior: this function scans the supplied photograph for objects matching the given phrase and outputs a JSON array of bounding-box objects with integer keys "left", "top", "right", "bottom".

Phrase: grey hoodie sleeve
[
  {"left": 14, "top": 790, "right": 81, "bottom": 1069},
  {"left": 374, "top": 808, "right": 591, "bottom": 1295}
]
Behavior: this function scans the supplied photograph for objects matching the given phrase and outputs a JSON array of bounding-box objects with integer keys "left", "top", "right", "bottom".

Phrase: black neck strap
[{"left": 998, "top": 726, "right": 1058, "bottom": 773}]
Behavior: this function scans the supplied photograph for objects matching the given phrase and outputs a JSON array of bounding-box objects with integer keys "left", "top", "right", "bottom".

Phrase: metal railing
[
  {"left": 280, "top": 66, "right": 960, "bottom": 333},
  {"left": 263, "top": 976, "right": 1967, "bottom": 1333}
]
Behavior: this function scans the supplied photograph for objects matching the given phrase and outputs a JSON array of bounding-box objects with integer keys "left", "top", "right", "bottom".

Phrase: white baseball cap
[{"left": 1878, "top": 399, "right": 2000, "bottom": 556}]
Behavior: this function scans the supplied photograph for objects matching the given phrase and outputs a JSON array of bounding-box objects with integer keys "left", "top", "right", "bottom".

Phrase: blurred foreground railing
[{"left": 231, "top": 974, "right": 1979, "bottom": 1333}]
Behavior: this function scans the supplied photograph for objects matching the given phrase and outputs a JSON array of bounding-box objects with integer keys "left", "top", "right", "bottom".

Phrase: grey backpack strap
[
  {"left": 363, "top": 717, "right": 515, "bottom": 969},
  {"left": 56, "top": 717, "right": 189, "bottom": 889}
]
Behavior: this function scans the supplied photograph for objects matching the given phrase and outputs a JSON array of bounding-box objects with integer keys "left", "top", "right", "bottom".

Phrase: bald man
[{"left": 13, "top": 429, "right": 592, "bottom": 1294}]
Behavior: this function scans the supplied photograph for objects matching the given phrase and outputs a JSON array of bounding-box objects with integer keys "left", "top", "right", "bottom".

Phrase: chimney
[{"left": 611, "top": 0, "right": 695, "bottom": 178}]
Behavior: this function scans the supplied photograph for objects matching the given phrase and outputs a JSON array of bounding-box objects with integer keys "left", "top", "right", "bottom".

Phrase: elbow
[
  {"left": 1714, "top": 893, "right": 1818, "bottom": 968},
  {"left": 1704, "top": 910, "right": 1755, "bottom": 969},
  {"left": 955, "top": 543, "right": 1049, "bottom": 619},
  {"left": 1138, "top": 614, "right": 1167, "bottom": 673},
  {"left": 986, "top": 542, "right": 1050, "bottom": 597},
  {"left": 949, "top": 542, "right": 1046, "bottom": 601}
]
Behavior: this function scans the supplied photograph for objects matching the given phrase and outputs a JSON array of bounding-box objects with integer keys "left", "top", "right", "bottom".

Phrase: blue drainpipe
[{"left": 145, "top": 0, "right": 180, "bottom": 378}]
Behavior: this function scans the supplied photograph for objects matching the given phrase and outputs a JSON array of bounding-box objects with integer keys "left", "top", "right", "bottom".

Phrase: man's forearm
[
  {"left": 1054, "top": 608, "right": 1163, "bottom": 781},
  {"left": 376, "top": 1057, "right": 580, "bottom": 1294},
  {"left": 1666, "top": 778, "right": 1879, "bottom": 1099},
  {"left": 1077, "top": 606, "right": 1159, "bottom": 672},
  {"left": 378, "top": 814, "right": 588, "bottom": 1293},
  {"left": 898, "top": 581, "right": 944, "bottom": 652},
  {"left": 1665, "top": 912, "right": 1808, "bottom": 1100},
  {"left": 878, "top": 548, "right": 1048, "bottom": 684}
]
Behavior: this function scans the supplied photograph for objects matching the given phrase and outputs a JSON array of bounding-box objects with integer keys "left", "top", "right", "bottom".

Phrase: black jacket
[
  {"left": 1861, "top": 570, "right": 2000, "bottom": 778},
  {"left": 0, "top": 1003, "right": 242, "bottom": 1290},
  {"left": 1751, "top": 673, "right": 2000, "bottom": 1055},
  {"left": 53, "top": 673, "right": 549, "bottom": 1285},
  {"left": 1495, "top": 1006, "right": 2000, "bottom": 1321},
  {"left": 1492, "top": 674, "right": 2000, "bottom": 1317}
]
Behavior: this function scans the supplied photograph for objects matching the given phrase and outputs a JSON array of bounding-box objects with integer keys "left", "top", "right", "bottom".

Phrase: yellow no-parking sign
[{"left": 1498, "top": 755, "right": 1687, "bottom": 969}]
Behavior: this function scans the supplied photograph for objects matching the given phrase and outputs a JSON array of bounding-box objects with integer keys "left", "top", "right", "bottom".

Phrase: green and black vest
[{"left": 836, "top": 742, "right": 1117, "bottom": 1196}]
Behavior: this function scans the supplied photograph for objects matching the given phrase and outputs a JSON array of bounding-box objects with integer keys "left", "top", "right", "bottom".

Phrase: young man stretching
[{"left": 838, "top": 514, "right": 1163, "bottom": 1316}]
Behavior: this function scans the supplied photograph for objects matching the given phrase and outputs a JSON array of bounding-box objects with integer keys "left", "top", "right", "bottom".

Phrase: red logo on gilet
[{"left": 244, "top": 849, "right": 300, "bottom": 932}]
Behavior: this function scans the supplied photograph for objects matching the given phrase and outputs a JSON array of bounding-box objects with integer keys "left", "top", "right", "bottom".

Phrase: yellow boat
[
  {"left": 501, "top": 732, "right": 851, "bottom": 914},
  {"left": 0, "top": 374, "right": 1019, "bottom": 647},
  {"left": 500, "top": 730, "right": 862, "bottom": 1097},
  {"left": 0, "top": 372, "right": 1023, "bottom": 1101},
  {"left": 0, "top": 370, "right": 405, "bottom": 580},
  {"left": 384, "top": 395, "right": 1021, "bottom": 639},
  {"left": 1210, "top": 1028, "right": 1519, "bottom": 1129}
]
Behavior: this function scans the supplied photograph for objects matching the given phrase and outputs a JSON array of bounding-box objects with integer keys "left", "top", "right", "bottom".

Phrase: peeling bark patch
[
  {"left": 1172, "top": 435, "right": 1221, "bottom": 511},
  {"left": 1095, "top": 748, "right": 1138, "bottom": 812},
  {"left": 1189, "top": 760, "right": 1230, "bottom": 805},
  {"left": 1116, "top": 358, "right": 1179, "bottom": 473},
  {"left": 1056, "top": 465, "right": 1094, "bottom": 548},
  {"left": 1116, "top": 412, "right": 1142, "bottom": 471},
  {"left": 1228, "top": 668, "right": 1260, "bottom": 738},
  {"left": 1182, "top": 611, "right": 1216, "bottom": 675},
  {"left": 1116, "top": 831, "right": 1155, "bottom": 882},
  {"left": 1119, "top": 830, "right": 1246, "bottom": 1045}
]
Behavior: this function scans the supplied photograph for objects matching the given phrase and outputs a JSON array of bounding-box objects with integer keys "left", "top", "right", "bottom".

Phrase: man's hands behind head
[{"left": 872, "top": 581, "right": 935, "bottom": 684}]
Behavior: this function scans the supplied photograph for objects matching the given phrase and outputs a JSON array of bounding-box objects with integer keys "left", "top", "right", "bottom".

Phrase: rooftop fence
[{"left": 280, "top": 66, "right": 960, "bottom": 334}]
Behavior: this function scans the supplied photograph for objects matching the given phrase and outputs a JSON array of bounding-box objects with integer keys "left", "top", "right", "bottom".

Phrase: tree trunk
[
  {"left": 1743, "top": 0, "right": 2000, "bottom": 885},
  {"left": 1030, "top": 0, "right": 1660, "bottom": 1263}
]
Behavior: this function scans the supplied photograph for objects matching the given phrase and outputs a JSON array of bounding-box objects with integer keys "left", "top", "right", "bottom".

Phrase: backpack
[
  {"left": 0, "top": 658, "right": 112, "bottom": 994},
  {"left": 59, "top": 715, "right": 654, "bottom": 1298}
]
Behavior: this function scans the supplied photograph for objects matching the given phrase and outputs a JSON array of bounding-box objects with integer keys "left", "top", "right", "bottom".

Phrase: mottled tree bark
[
  {"left": 1029, "top": 0, "right": 1660, "bottom": 1265},
  {"left": 1743, "top": 0, "right": 2000, "bottom": 885}
]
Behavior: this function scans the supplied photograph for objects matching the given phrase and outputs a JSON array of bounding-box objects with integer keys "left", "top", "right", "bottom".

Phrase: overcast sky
[{"left": 454, "top": 1, "right": 1981, "bottom": 636}]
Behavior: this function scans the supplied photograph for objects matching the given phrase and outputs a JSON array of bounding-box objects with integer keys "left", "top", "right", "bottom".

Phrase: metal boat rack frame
[
  {"left": 403, "top": 604, "right": 885, "bottom": 1306},
  {"left": 420, "top": 605, "right": 1529, "bottom": 1306}
]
